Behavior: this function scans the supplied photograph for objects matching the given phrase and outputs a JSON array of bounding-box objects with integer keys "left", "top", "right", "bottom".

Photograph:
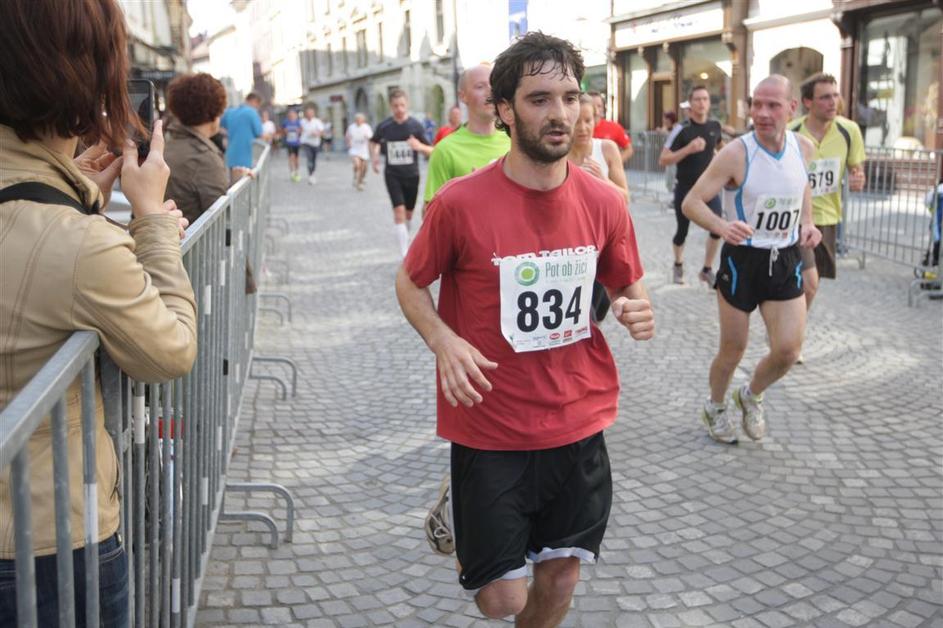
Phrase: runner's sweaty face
[
  {"left": 807, "top": 81, "right": 839, "bottom": 124},
  {"left": 459, "top": 64, "right": 494, "bottom": 122},
  {"left": 572, "top": 102, "right": 595, "bottom": 147},
  {"left": 391, "top": 96, "right": 408, "bottom": 123},
  {"left": 751, "top": 79, "right": 796, "bottom": 147},
  {"left": 503, "top": 62, "right": 581, "bottom": 164}
]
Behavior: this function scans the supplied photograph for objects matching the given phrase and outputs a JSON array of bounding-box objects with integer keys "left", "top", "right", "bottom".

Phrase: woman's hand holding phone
[
  {"left": 122, "top": 119, "right": 171, "bottom": 219},
  {"left": 75, "top": 142, "right": 123, "bottom": 209}
]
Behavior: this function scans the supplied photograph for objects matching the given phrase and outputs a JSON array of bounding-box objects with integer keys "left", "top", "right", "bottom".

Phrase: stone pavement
[{"left": 197, "top": 152, "right": 942, "bottom": 627}]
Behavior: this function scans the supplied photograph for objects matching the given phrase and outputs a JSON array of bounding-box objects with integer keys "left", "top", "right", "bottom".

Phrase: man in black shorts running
[
  {"left": 396, "top": 33, "right": 654, "bottom": 624},
  {"left": 370, "top": 89, "right": 432, "bottom": 258},
  {"left": 660, "top": 85, "right": 723, "bottom": 286}
]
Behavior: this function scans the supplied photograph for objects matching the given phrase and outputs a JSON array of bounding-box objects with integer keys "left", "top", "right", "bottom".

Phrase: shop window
[
  {"left": 622, "top": 50, "right": 648, "bottom": 132},
  {"left": 858, "top": 7, "right": 941, "bottom": 149},
  {"left": 770, "top": 47, "right": 823, "bottom": 102},
  {"left": 679, "top": 39, "right": 731, "bottom": 124}
]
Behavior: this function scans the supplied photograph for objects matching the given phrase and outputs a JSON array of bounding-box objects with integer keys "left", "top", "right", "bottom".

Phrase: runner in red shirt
[
  {"left": 396, "top": 33, "right": 654, "bottom": 625},
  {"left": 590, "top": 91, "right": 634, "bottom": 163},
  {"left": 433, "top": 105, "right": 463, "bottom": 145}
]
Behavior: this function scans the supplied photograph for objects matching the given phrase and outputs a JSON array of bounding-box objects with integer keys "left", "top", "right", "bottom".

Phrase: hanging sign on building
[{"left": 614, "top": 1, "right": 724, "bottom": 49}]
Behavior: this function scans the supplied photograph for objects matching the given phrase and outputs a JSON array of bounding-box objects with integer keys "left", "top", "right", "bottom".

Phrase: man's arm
[
  {"left": 846, "top": 120, "right": 867, "bottom": 192},
  {"left": 407, "top": 135, "right": 434, "bottom": 157},
  {"left": 681, "top": 140, "right": 753, "bottom": 244},
  {"left": 796, "top": 135, "right": 823, "bottom": 248},
  {"left": 369, "top": 138, "right": 381, "bottom": 173},
  {"left": 395, "top": 266, "right": 497, "bottom": 407},
  {"left": 659, "top": 136, "right": 706, "bottom": 167},
  {"left": 606, "top": 279, "right": 654, "bottom": 341}
]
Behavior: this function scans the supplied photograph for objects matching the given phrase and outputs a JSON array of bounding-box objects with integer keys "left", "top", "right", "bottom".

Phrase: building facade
[
  {"left": 608, "top": 0, "right": 749, "bottom": 132},
  {"left": 833, "top": 0, "right": 941, "bottom": 151},
  {"left": 121, "top": 0, "right": 191, "bottom": 105}
]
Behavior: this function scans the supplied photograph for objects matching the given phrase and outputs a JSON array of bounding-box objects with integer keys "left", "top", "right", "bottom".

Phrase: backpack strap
[
  {"left": 834, "top": 121, "right": 852, "bottom": 162},
  {"left": 0, "top": 181, "right": 95, "bottom": 214}
]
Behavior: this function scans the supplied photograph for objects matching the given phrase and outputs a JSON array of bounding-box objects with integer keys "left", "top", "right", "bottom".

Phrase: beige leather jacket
[{"left": 0, "top": 125, "right": 198, "bottom": 558}]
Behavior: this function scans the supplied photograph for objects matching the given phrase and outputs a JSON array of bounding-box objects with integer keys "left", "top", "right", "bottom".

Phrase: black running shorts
[
  {"left": 799, "top": 224, "right": 837, "bottom": 279},
  {"left": 716, "top": 243, "right": 804, "bottom": 312},
  {"left": 286, "top": 145, "right": 300, "bottom": 156},
  {"left": 451, "top": 432, "right": 612, "bottom": 591},
  {"left": 384, "top": 172, "right": 419, "bottom": 210}
]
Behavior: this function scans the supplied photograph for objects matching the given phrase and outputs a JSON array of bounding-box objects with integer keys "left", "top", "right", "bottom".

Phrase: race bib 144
[
  {"left": 386, "top": 141, "right": 414, "bottom": 166},
  {"left": 499, "top": 252, "right": 596, "bottom": 353}
]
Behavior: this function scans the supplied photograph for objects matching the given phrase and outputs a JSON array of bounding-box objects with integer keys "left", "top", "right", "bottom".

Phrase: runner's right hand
[
  {"left": 687, "top": 137, "right": 707, "bottom": 154},
  {"left": 429, "top": 332, "right": 498, "bottom": 408},
  {"left": 721, "top": 220, "right": 753, "bottom": 245}
]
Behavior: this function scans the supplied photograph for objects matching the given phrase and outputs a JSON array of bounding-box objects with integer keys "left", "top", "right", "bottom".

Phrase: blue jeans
[
  {"left": 0, "top": 533, "right": 129, "bottom": 628},
  {"left": 302, "top": 144, "right": 319, "bottom": 175}
]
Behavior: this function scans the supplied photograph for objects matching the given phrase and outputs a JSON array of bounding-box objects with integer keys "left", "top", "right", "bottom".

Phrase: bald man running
[{"left": 682, "top": 75, "right": 822, "bottom": 444}]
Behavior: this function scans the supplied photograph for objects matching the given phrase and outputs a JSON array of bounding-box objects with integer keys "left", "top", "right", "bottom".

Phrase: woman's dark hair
[
  {"left": 168, "top": 74, "right": 228, "bottom": 127},
  {"left": 0, "top": 0, "right": 142, "bottom": 148},
  {"left": 489, "top": 32, "right": 585, "bottom": 136},
  {"left": 664, "top": 111, "right": 678, "bottom": 125}
]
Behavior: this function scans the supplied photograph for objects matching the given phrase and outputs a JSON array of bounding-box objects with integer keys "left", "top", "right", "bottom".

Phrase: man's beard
[{"left": 513, "top": 109, "right": 572, "bottom": 164}]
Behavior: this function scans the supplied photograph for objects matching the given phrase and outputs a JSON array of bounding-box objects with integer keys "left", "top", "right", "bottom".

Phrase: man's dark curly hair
[
  {"left": 167, "top": 73, "right": 228, "bottom": 127},
  {"left": 489, "top": 32, "right": 585, "bottom": 136}
]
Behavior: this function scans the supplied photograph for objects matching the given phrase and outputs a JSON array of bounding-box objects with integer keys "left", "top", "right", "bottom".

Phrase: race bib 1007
[
  {"left": 752, "top": 194, "right": 802, "bottom": 243},
  {"left": 387, "top": 141, "right": 413, "bottom": 166},
  {"left": 499, "top": 252, "right": 596, "bottom": 353},
  {"left": 808, "top": 157, "right": 840, "bottom": 197}
]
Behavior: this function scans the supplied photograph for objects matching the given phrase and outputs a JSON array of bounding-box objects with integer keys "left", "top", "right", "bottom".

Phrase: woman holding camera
[{"left": 0, "top": 1, "right": 198, "bottom": 626}]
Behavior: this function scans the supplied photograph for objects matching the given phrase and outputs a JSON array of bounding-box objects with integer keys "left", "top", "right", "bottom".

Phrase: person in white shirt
[
  {"left": 300, "top": 106, "right": 324, "bottom": 185},
  {"left": 261, "top": 109, "right": 277, "bottom": 145},
  {"left": 346, "top": 112, "right": 373, "bottom": 191}
]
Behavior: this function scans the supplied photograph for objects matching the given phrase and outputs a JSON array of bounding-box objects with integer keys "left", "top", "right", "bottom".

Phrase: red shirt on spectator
[
  {"left": 593, "top": 119, "right": 631, "bottom": 149},
  {"left": 433, "top": 125, "right": 458, "bottom": 145}
]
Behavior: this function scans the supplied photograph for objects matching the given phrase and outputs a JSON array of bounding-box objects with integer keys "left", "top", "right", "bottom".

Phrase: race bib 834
[{"left": 499, "top": 252, "right": 596, "bottom": 353}]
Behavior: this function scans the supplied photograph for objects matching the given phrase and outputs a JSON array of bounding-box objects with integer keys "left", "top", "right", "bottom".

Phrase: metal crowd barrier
[
  {"left": 625, "top": 130, "right": 673, "bottom": 205},
  {"left": 841, "top": 146, "right": 942, "bottom": 305},
  {"left": 0, "top": 141, "right": 296, "bottom": 627}
]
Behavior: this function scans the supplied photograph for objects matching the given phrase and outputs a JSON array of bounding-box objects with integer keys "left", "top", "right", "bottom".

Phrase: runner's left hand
[
  {"left": 611, "top": 297, "right": 654, "bottom": 341},
  {"left": 406, "top": 136, "right": 424, "bottom": 151},
  {"left": 800, "top": 224, "right": 822, "bottom": 249},
  {"left": 579, "top": 157, "right": 604, "bottom": 180}
]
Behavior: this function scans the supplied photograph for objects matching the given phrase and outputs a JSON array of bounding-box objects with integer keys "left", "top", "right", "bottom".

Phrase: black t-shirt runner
[
  {"left": 664, "top": 118, "right": 723, "bottom": 188},
  {"left": 370, "top": 116, "right": 430, "bottom": 178}
]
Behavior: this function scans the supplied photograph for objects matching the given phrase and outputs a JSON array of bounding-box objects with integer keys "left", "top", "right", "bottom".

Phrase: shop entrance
[{"left": 653, "top": 78, "right": 675, "bottom": 130}]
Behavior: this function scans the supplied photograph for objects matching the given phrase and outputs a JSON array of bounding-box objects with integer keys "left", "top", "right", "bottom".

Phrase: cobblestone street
[{"left": 196, "top": 152, "right": 942, "bottom": 627}]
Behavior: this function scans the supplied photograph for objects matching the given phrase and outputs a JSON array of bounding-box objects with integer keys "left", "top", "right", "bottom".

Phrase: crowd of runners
[{"left": 269, "top": 30, "right": 867, "bottom": 626}]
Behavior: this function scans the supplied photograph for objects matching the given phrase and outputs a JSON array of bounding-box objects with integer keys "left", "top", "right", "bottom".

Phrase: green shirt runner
[
  {"left": 790, "top": 114, "right": 865, "bottom": 226},
  {"left": 423, "top": 125, "right": 511, "bottom": 203}
]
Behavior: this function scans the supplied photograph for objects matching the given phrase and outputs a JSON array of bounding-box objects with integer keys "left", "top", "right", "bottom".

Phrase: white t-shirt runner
[
  {"left": 301, "top": 117, "right": 324, "bottom": 147},
  {"left": 346, "top": 122, "right": 373, "bottom": 159},
  {"left": 499, "top": 252, "right": 596, "bottom": 353}
]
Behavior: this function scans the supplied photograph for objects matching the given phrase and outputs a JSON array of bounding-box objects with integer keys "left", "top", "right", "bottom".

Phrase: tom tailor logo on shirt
[{"left": 491, "top": 244, "right": 598, "bottom": 267}]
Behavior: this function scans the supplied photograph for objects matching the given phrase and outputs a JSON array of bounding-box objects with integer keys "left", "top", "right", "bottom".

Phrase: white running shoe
[
  {"left": 733, "top": 384, "right": 766, "bottom": 440},
  {"left": 424, "top": 475, "right": 454, "bottom": 555},
  {"left": 701, "top": 400, "right": 738, "bottom": 444},
  {"left": 307, "top": 173, "right": 317, "bottom": 185}
]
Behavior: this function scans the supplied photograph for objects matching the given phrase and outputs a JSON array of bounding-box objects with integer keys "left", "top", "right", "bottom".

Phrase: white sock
[{"left": 394, "top": 223, "right": 409, "bottom": 258}]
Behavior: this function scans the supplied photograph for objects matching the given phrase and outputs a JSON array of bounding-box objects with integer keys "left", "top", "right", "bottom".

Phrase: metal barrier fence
[
  {"left": 625, "top": 130, "right": 673, "bottom": 205},
  {"left": 841, "top": 146, "right": 942, "bottom": 305},
  {"left": 0, "top": 141, "right": 295, "bottom": 627}
]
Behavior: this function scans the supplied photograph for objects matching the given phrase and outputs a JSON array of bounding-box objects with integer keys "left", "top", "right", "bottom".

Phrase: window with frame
[
  {"left": 326, "top": 43, "right": 333, "bottom": 76},
  {"left": 342, "top": 36, "right": 349, "bottom": 73},
  {"left": 356, "top": 29, "right": 367, "bottom": 68},
  {"left": 403, "top": 10, "right": 411, "bottom": 57},
  {"left": 377, "top": 22, "right": 384, "bottom": 61},
  {"left": 435, "top": 0, "right": 445, "bottom": 43}
]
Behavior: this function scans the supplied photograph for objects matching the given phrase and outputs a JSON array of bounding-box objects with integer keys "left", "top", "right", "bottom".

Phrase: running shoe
[
  {"left": 424, "top": 475, "right": 454, "bottom": 555},
  {"left": 672, "top": 263, "right": 684, "bottom": 285},
  {"left": 698, "top": 267, "right": 716, "bottom": 288},
  {"left": 733, "top": 384, "right": 766, "bottom": 441},
  {"left": 701, "top": 400, "right": 738, "bottom": 444},
  {"left": 307, "top": 173, "right": 317, "bottom": 185}
]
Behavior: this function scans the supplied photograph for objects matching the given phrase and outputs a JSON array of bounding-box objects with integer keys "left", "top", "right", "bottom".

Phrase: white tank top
[
  {"left": 591, "top": 138, "right": 609, "bottom": 180},
  {"left": 722, "top": 131, "right": 807, "bottom": 249}
]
